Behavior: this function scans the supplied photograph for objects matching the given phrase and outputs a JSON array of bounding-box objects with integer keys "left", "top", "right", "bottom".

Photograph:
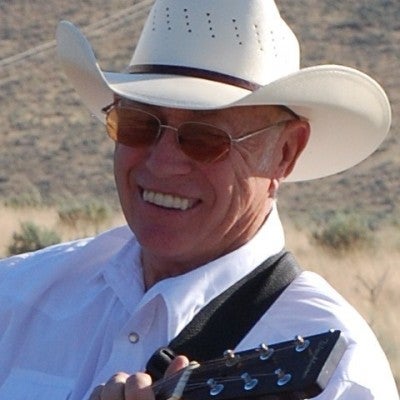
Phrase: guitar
[{"left": 152, "top": 330, "right": 346, "bottom": 400}]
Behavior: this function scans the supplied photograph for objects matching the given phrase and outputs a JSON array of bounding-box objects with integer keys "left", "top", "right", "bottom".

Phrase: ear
[{"left": 274, "top": 119, "right": 310, "bottom": 179}]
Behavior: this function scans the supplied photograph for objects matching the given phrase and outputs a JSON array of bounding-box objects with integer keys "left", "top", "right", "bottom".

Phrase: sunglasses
[{"left": 102, "top": 101, "right": 297, "bottom": 163}]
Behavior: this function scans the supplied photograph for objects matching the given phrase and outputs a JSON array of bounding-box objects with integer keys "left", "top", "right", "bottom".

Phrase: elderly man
[{"left": 0, "top": 0, "right": 398, "bottom": 399}]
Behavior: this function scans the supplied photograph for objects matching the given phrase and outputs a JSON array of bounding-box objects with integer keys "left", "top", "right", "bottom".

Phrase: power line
[
  {"left": 0, "top": 40, "right": 56, "bottom": 69},
  {"left": 0, "top": 0, "right": 152, "bottom": 70}
]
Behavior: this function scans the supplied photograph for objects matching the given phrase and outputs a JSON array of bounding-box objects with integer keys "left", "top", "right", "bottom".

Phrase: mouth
[{"left": 142, "top": 189, "right": 197, "bottom": 211}]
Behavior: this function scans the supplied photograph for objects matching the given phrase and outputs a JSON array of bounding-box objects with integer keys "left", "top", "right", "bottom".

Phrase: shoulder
[
  {"left": 240, "top": 271, "right": 399, "bottom": 399},
  {"left": 267, "top": 271, "right": 386, "bottom": 361},
  {"left": 278, "top": 271, "right": 364, "bottom": 327},
  {"left": 0, "top": 225, "right": 134, "bottom": 292},
  {"left": 241, "top": 270, "right": 373, "bottom": 347}
]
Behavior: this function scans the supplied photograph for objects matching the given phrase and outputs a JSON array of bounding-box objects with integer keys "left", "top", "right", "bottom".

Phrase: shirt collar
[
  {"left": 148, "top": 202, "right": 286, "bottom": 339},
  {"left": 103, "top": 202, "right": 285, "bottom": 338}
]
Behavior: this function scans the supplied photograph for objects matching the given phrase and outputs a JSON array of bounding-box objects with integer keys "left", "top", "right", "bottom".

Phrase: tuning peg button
[
  {"left": 207, "top": 378, "right": 224, "bottom": 396},
  {"left": 275, "top": 368, "right": 292, "bottom": 386},
  {"left": 258, "top": 343, "right": 274, "bottom": 360},
  {"left": 241, "top": 372, "right": 258, "bottom": 390},
  {"left": 294, "top": 335, "right": 310, "bottom": 352},
  {"left": 223, "top": 349, "right": 240, "bottom": 367}
]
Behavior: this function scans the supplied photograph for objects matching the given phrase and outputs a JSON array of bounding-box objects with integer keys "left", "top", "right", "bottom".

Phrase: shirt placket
[{"left": 93, "top": 295, "right": 168, "bottom": 384}]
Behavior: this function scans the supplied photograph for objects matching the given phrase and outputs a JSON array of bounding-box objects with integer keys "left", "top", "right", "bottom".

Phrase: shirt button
[{"left": 128, "top": 332, "right": 140, "bottom": 343}]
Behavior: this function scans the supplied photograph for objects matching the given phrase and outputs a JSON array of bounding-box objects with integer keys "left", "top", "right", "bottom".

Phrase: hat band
[{"left": 128, "top": 64, "right": 261, "bottom": 91}]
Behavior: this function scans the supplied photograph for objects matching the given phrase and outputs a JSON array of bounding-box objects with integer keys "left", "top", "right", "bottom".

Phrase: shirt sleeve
[{"left": 317, "top": 380, "right": 373, "bottom": 399}]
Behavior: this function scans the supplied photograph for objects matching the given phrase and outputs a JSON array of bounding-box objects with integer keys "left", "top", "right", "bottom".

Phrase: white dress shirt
[{"left": 0, "top": 206, "right": 398, "bottom": 399}]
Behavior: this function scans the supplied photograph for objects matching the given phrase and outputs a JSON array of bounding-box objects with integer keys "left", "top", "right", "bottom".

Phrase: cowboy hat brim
[{"left": 56, "top": 21, "right": 391, "bottom": 182}]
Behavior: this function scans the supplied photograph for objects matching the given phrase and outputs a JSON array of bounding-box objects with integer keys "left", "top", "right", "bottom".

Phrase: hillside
[{"left": 0, "top": 0, "right": 399, "bottom": 226}]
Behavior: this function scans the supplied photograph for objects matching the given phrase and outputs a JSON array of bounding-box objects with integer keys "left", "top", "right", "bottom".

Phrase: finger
[
  {"left": 125, "top": 372, "right": 154, "bottom": 400},
  {"left": 88, "top": 384, "right": 104, "bottom": 400},
  {"left": 101, "top": 372, "right": 129, "bottom": 400},
  {"left": 165, "top": 355, "right": 190, "bottom": 377}
]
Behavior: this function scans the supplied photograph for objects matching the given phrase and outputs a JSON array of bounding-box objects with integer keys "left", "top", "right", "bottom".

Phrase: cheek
[
  {"left": 113, "top": 147, "right": 128, "bottom": 193},
  {"left": 199, "top": 163, "right": 237, "bottom": 220},
  {"left": 114, "top": 144, "right": 145, "bottom": 177},
  {"left": 232, "top": 176, "right": 265, "bottom": 210},
  {"left": 113, "top": 145, "right": 147, "bottom": 198},
  {"left": 207, "top": 161, "right": 254, "bottom": 220},
  {"left": 227, "top": 154, "right": 273, "bottom": 215}
]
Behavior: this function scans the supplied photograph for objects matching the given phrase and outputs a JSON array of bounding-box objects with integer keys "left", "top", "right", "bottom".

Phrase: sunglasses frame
[{"left": 102, "top": 100, "right": 299, "bottom": 163}]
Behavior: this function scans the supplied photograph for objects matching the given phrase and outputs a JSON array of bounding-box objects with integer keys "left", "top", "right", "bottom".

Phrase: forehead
[{"left": 117, "top": 97, "right": 287, "bottom": 124}]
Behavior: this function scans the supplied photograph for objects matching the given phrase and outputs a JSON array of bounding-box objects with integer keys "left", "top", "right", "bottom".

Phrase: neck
[
  {"left": 141, "top": 254, "right": 194, "bottom": 289},
  {"left": 141, "top": 200, "right": 275, "bottom": 290},
  {"left": 141, "top": 246, "right": 227, "bottom": 289}
]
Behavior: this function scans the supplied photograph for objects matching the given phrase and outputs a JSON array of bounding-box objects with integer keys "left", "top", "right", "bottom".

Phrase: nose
[{"left": 144, "top": 125, "right": 193, "bottom": 177}]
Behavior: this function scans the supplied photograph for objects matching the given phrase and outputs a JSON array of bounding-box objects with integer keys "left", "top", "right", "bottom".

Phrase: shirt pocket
[{"left": 0, "top": 368, "right": 73, "bottom": 399}]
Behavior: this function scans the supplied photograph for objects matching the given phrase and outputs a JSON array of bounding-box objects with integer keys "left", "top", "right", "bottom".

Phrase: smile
[{"left": 142, "top": 189, "right": 196, "bottom": 211}]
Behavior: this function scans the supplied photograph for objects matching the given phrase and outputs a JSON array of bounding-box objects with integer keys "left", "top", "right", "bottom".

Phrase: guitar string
[{"left": 185, "top": 342, "right": 310, "bottom": 369}]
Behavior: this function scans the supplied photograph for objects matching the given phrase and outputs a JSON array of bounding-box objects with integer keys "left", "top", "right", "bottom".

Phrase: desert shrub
[
  {"left": 4, "top": 182, "right": 43, "bottom": 208},
  {"left": 312, "top": 212, "right": 373, "bottom": 252},
  {"left": 7, "top": 222, "right": 61, "bottom": 256},
  {"left": 58, "top": 199, "right": 112, "bottom": 232},
  {"left": 5, "top": 191, "right": 43, "bottom": 208}
]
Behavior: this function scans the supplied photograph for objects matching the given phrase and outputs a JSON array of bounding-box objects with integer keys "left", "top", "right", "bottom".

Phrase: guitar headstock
[{"left": 154, "top": 330, "right": 346, "bottom": 400}]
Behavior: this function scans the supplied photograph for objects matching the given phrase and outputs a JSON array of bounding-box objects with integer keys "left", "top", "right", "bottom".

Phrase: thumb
[{"left": 164, "top": 355, "right": 190, "bottom": 377}]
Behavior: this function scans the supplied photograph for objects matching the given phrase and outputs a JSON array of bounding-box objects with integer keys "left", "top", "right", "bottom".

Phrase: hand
[{"left": 89, "top": 355, "right": 189, "bottom": 400}]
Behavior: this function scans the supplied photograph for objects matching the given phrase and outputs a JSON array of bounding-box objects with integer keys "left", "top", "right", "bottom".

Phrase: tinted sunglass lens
[
  {"left": 106, "top": 108, "right": 232, "bottom": 162},
  {"left": 106, "top": 108, "right": 160, "bottom": 147},
  {"left": 178, "top": 124, "right": 231, "bottom": 163}
]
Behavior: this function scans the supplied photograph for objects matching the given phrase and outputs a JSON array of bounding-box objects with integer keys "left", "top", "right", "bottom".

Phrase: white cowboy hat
[{"left": 56, "top": 0, "right": 391, "bottom": 182}]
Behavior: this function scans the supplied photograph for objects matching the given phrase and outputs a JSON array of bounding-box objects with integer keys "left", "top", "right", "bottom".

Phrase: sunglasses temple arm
[{"left": 233, "top": 119, "right": 293, "bottom": 144}]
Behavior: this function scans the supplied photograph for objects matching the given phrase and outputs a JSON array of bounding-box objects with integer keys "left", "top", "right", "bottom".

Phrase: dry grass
[
  {"left": 285, "top": 220, "right": 400, "bottom": 385},
  {"left": 1, "top": 206, "right": 399, "bottom": 387},
  {"left": 0, "top": 205, "right": 125, "bottom": 256}
]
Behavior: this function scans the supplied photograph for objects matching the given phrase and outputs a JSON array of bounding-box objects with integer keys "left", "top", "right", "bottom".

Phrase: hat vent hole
[
  {"left": 206, "top": 12, "right": 215, "bottom": 38},
  {"left": 151, "top": 8, "right": 157, "bottom": 31},
  {"left": 270, "top": 30, "right": 278, "bottom": 57},
  {"left": 231, "top": 19, "right": 243, "bottom": 45},
  {"left": 183, "top": 8, "right": 192, "bottom": 33},
  {"left": 253, "top": 24, "right": 264, "bottom": 51},
  {"left": 165, "top": 7, "right": 172, "bottom": 30}
]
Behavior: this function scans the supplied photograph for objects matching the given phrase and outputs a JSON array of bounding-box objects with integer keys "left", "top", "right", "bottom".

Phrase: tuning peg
[
  {"left": 275, "top": 368, "right": 292, "bottom": 386},
  {"left": 207, "top": 378, "right": 224, "bottom": 396},
  {"left": 241, "top": 372, "right": 258, "bottom": 390},
  {"left": 294, "top": 335, "right": 310, "bottom": 352},
  {"left": 257, "top": 343, "right": 274, "bottom": 360},
  {"left": 223, "top": 349, "right": 240, "bottom": 367}
]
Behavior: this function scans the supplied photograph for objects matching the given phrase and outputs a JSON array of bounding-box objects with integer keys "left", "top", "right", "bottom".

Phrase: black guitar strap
[{"left": 146, "top": 250, "right": 302, "bottom": 380}]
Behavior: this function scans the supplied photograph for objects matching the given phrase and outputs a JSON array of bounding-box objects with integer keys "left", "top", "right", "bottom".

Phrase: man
[{"left": 0, "top": 0, "right": 398, "bottom": 399}]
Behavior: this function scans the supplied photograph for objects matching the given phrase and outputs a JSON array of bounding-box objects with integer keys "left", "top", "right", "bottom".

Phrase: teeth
[{"left": 143, "top": 190, "right": 191, "bottom": 210}]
